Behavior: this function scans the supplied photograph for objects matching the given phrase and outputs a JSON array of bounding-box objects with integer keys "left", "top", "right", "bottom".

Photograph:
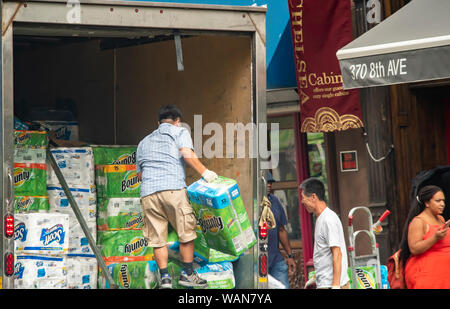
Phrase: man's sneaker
[
  {"left": 160, "top": 274, "right": 173, "bottom": 289},
  {"left": 178, "top": 270, "right": 208, "bottom": 288}
]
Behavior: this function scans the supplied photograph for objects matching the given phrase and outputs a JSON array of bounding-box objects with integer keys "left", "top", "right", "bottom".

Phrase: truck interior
[{"left": 13, "top": 23, "right": 255, "bottom": 211}]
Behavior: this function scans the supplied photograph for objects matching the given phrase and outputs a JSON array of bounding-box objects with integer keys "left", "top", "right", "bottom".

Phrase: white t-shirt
[{"left": 313, "top": 207, "right": 349, "bottom": 288}]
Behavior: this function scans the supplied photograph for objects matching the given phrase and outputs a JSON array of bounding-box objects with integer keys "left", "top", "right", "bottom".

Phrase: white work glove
[{"left": 202, "top": 169, "right": 218, "bottom": 183}]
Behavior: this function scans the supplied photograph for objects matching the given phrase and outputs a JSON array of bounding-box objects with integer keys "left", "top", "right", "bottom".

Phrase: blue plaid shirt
[{"left": 136, "top": 123, "right": 194, "bottom": 197}]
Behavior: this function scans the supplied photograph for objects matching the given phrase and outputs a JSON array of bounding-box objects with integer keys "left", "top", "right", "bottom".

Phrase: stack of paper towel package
[
  {"left": 13, "top": 130, "right": 72, "bottom": 289},
  {"left": 92, "top": 145, "right": 158, "bottom": 289},
  {"left": 13, "top": 131, "right": 253, "bottom": 289}
]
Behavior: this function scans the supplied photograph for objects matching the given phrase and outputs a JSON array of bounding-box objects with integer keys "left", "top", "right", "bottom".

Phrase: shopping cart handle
[{"left": 348, "top": 215, "right": 354, "bottom": 227}]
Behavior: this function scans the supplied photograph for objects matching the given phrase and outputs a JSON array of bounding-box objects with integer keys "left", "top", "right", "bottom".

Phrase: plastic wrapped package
[
  {"left": 14, "top": 213, "right": 70, "bottom": 256},
  {"left": 98, "top": 260, "right": 159, "bottom": 289},
  {"left": 187, "top": 176, "right": 256, "bottom": 256},
  {"left": 46, "top": 147, "right": 95, "bottom": 186},
  {"left": 14, "top": 196, "right": 50, "bottom": 213},
  {"left": 14, "top": 130, "right": 48, "bottom": 148},
  {"left": 97, "top": 197, "right": 142, "bottom": 230},
  {"left": 97, "top": 230, "right": 153, "bottom": 262},
  {"left": 95, "top": 165, "right": 141, "bottom": 198},
  {"left": 14, "top": 255, "right": 67, "bottom": 289},
  {"left": 91, "top": 145, "right": 137, "bottom": 166},
  {"left": 66, "top": 255, "right": 98, "bottom": 289},
  {"left": 14, "top": 163, "right": 47, "bottom": 196}
]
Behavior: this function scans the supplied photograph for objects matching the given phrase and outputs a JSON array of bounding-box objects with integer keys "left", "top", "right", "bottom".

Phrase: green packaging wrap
[
  {"left": 91, "top": 145, "right": 137, "bottom": 166},
  {"left": 14, "top": 130, "right": 48, "bottom": 148},
  {"left": 348, "top": 266, "right": 378, "bottom": 289},
  {"left": 95, "top": 164, "right": 141, "bottom": 198},
  {"left": 187, "top": 176, "right": 256, "bottom": 256},
  {"left": 97, "top": 230, "right": 153, "bottom": 262},
  {"left": 99, "top": 260, "right": 159, "bottom": 289},
  {"left": 14, "top": 162, "right": 47, "bottom": 196},
  {"left": 97, "top": 197, "right": 143, "bottom": 230},
  {"left": 14, "top": 195, "right": 50, "bottom": 213}
]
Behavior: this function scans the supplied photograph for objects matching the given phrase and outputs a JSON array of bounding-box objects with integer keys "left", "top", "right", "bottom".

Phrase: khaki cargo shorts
[{"left": 140, "top": 188, "right": 197, "bottom": 247}]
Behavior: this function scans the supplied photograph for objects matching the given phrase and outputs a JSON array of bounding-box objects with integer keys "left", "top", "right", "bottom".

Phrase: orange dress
[{"left": 405, "top": 224, "right": 450, "bottom": 289}]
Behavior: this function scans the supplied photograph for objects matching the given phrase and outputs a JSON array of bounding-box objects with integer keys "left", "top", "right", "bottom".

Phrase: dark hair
[
  {"left": 398, "top": 185, "right": 444, "bottom": 265},
  {"left": 158, "top": 105, "right": 182, "bottom": 122},
  {"left": 299, "top": 177, "right": 325, "bottom": 201}
]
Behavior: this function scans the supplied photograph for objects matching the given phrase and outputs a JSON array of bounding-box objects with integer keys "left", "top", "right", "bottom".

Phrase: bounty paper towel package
[
  {"left": 47, "top": 147, "right": 95, "bottom": 186},
  {"left": 348, "top": 266, "right": 378, "bottom": 289},
  {"left": 95, "top": 165, "right": 141, "bottom": 198},
  {"left": 99, "top": 260, "right": 159, "bottom": 289},
  {"left": 14, "top": 130, "right": 48, "bottom": 148},
  {"left": 14, "top": 163, "right": 47, "bottom": 196},
  {"left": 91, "top": 145, "right": 137, "bottom": 166},
  {"left": 97, "top": 197, "right": 143, "bottom": 230},
  {"left": 67, "top": 255, "right": 98, "bottom": 289},
  {"left": 187, "top": 176, "right": 256, "bottom": 256},
  {"left": 14, "top": 213, "right": 70, "bottom": 256},
  {"left": 14, "top": 196, "right": 50, "bottom": 213},
  {"left": 14, "top": 147, "right": 46, "bottom": 164},
  {"left": 14, "top": 255, "right": 67, "bottom": 289},
  {"left": 97, "top": 230, "right": 153, "bottom": 262}
]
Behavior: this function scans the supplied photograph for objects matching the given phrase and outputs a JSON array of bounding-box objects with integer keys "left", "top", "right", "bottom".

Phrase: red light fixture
[
  {"left": 4, "top": 252, "right": 14, "bottom": 277},
  {"left": 259, "top": 222, "right": 268, "bottom": 239},
  {"left": 259, "top": 254, "right": 267, "bottom": 277},
  {"left": 4, "top": 214, "right": 14, "bottom": 238}
]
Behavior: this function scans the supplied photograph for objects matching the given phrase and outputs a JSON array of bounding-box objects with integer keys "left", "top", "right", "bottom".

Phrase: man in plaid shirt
[{"left": 137, "top": 105, "right": 218, "bottom": 289}]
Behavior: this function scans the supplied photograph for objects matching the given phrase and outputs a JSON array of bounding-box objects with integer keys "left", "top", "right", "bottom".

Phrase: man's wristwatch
[{"left": 287, "top": 253, "right": 295, "bottom": 259}]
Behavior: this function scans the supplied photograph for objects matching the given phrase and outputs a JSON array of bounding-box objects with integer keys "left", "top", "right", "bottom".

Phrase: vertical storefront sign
[{"left": 288, "top": 0, "right": 364, "bottom": 132}]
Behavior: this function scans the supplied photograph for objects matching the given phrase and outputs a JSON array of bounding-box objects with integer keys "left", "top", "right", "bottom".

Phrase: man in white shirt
[{"left": 300, "top": 177, "right": 349, "bottom": 289}]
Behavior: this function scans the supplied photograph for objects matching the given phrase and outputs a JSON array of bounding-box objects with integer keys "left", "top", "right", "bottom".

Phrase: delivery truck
[{"left": 0, "top": 0, "right": 269, "bottom": 289}]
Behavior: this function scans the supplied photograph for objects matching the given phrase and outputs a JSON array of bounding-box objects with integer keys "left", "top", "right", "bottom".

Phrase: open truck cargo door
[
  {"left": 1, "top": 0, "right": 267, "bottom": 288},
  {"left": 336, "top": 0, "right": 450, "bottom": 90},
  {"left": 1, "top": 1, "right": 15, "bottom": 288}
]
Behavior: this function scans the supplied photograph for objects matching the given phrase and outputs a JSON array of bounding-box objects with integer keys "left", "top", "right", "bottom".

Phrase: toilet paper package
[
  {"left": 46, "top": 147, "right": 95, "bottom": 186},
  {"left": 196, "top": 262, "right": 235, "bottom": 289},
  {"left": 187, "top": 176, "right": 256, "bottom": 256},
  {"left": 38, "top": 120, "right": 79, "bottom": 141},
  {"left": 66, "top": 255, "right": 98, "bottom": 289},
  {"left": 91, "top": 145, "right": 137, "bottom": 166},
  {"left": 98, "top": 260, "right": 159, "bottom": 289},
  {"left": 47, "top": 185, "right": 97, "bottom": 221},
  {"left": 14, "top": 196, "right": 50, "bottom": 213},
  {"left": 14, "top": 255, "right": 67, "bottom": 289},
  {"left": 14, "top": 213, "right": 70, "bottom": 256},
  {"left": 68, "top": 222, "right": 97, "bottom": 255},
  {"left": 95, "top": 164, "right": 141, "bottom": 198},
  {"left": 97, "top": 197, "right": 143, "bottom": 230}
]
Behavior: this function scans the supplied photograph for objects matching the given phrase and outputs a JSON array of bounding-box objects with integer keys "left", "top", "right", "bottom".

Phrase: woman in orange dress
[{"left": 399, "top": 185, "right": 450, "bottom": 289}]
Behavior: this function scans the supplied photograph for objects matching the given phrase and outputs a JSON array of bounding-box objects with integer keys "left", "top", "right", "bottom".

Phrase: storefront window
[
  {"left": 306, "top": 132, "right": 329, "bottom": 203},
  {"left": 268, "top": 115, "right": 300, "bottom": 240},
  {"left": 272, "top": 188, "right": 301, "bottom": 240}
]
